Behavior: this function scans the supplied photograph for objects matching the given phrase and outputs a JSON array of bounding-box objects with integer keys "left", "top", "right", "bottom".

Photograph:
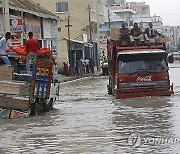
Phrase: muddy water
[{"left": 0, "top": 62, "right": 180, "bottom": 154}]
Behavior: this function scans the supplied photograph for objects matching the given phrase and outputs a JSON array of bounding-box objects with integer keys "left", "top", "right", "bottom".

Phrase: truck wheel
[
  {"left": 31, "top": 102, "right": 40, "bottom": 116},
  {"left": 107, "top": 85, "right": 112, "bottom": 95},
  {"left": 34, "top": 102, "right": 40, "bottom": 116},
  {"left": 112, "top": 87, "right": 115, "bottom": 96}
]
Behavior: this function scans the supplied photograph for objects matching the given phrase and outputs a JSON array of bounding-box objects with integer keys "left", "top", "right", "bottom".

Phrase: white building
[
  {"left": 129, "top": 2, "right": 150, "bottom": 17},
  {"left": 108, "top": 4, "right": 135, "bottom": 27},
  {"left": 100, "top": 6, "right": 125, "bottom": 59},
  {"left": 133, "top": 15, "right": 163, "bottom": 32},
  {"left": 162, "top": 26, "right": 180, "bottom": 51},
  {"left": 107, "top": 0, "right": 126, "bottom": 4}
]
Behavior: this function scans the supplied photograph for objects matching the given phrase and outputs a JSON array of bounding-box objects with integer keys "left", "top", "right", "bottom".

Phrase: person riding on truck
[
  {"left": 0, "top": 32, "right": 12, "bottom": 65},
  {"left": 144, "top": 22, "right": 161, "bottom": 45},
  {"left": 25, "top": 32, "right": 40, "bottom": 75},
  {"left": 130, "top": 23, "right": 145, "bottom": 46},
  {"left": 119, "top": 23, "right": 130, "bottom": 46}
]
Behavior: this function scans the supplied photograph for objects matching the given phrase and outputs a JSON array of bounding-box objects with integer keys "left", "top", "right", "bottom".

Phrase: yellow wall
[{"left": 34, "top": 0, "right": 104, "bottom": 72}]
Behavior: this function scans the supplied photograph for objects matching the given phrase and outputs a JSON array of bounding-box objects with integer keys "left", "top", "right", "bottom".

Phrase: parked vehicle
[
  {"left": 167, "top": 53, "right": 174, "bottom": 63},
  {"left": 107, "top": 29, "right": 174, "bottom": 99}
]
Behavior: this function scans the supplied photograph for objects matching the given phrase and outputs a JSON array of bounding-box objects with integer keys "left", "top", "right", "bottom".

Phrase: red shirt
[{"left": 25, "top": 38, "right": 39, "bottom": 53}]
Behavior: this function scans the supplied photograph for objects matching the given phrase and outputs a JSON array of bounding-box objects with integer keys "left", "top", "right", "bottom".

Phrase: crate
[
  {"left": 0, "top": 65, "right": 14, "bottom": 80},
  {"left": 0, "top": 95, "right": 29, "bottom": 110}
]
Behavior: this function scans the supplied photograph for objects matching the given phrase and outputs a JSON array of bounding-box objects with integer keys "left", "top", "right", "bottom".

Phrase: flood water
[{"left": 0, "top": 62, "right": 180, "bottom": 154}]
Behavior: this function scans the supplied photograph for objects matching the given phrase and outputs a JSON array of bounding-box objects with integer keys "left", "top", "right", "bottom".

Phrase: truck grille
[
  {"left": 119, "top": 81, "right": 169, "bottom": 88},
  {"left": 119, "top": 81, "right": 170, "bottom": 93}
]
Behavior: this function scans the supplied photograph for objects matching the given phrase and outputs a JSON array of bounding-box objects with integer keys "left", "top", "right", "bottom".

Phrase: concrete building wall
[
  {"left": 162, "top": 26, "right": 180, "bottom": 51},
  {"left": 129, "top": 2, "right": 150, "bottom": 17},
  {"left": 34, "top": 0, "right": 105, "bottom": 73},
  {"left": 132, "top": 16, "right": 163, "bottom": 32},
  {"left": 107, "top": 0, "right": 126, "bottom": 4},
  {"left": 113, "top": 10, "right": 134, "bottom": 27},
  {"left": 23, "top": 13, "right": 41, "bottom": 39},
  {"left": 108, "top": 4, "right": 135, "bottom": 27},
  {"left": 0, "top": 13, "right": 3, "bottom": 37}
]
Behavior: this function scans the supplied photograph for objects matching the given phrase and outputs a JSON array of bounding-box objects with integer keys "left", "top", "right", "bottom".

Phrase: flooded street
[{"left": 1, "top": 62, "right": 180, "bottom": 154}]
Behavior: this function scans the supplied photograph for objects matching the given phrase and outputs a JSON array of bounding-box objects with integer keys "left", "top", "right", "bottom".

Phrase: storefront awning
[{"left": 63, "top": 37, "right": 93, "bottom": 47}]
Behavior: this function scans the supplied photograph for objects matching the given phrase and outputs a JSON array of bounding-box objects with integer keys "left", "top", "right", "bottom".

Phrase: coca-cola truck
[{"left": 107, "top": 28, "right": 174, "bottom": 99}]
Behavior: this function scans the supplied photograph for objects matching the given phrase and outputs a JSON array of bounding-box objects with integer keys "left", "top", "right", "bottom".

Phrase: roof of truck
[{"left": 118, "top": 49, "right": 166, "bottom": 55}]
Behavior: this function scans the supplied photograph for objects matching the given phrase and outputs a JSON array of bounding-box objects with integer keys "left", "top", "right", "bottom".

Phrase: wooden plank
[
  {"left": 0, "top": 80, "right": 29, "bottom": 96},
  {"left": 0, "top": 95, "right": 30, "bottom": 110}
]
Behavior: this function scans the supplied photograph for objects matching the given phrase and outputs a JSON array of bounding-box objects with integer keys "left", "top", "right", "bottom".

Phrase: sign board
[
  {"left": 83, "top": 34, "right": 87, "bottom": 43},
  {"left": 11, "top": 32, "right": 22, "bottom": 45},
  {"left": 10, "top": 15, "right": 23, "bottom": 32},
  {"left": 10, "top": 15, "right": 23, "bottom": 45}
]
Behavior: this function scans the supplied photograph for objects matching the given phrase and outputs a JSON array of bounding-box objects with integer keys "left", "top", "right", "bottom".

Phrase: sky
[{"left": 127, "top": 0, "right": 180, "bottom": 26}]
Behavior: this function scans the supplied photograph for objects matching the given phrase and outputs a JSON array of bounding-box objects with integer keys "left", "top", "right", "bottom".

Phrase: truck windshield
[{"left": 119, "top": 55, "right": 168, "bottom": 74}]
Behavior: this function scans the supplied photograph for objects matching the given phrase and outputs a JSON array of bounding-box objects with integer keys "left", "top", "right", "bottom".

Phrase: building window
[{"left": 56, "top": 2, "right": 68, "bottom": 13}]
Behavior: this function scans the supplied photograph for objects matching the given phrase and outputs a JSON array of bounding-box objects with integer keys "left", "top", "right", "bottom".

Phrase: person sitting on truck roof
[
  {"left": 144, "top": 22, "right": 161, "bottom": 45},
  {"left": 130, "top": 23, "right": 145, "bottom": 46},
  {"left": 0, "top": 32, "right": 12, "bottom": 65},
  {"left": 119, "top": 23, "right": 130, "bottom": 46},
  {"left": 25, "top": 32, "right": 40, "bottom": 75}
]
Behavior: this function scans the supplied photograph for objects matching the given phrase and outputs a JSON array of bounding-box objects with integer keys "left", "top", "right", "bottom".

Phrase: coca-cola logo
[{"left": 136, "top": 76, "right": 152, "bottom": 82}]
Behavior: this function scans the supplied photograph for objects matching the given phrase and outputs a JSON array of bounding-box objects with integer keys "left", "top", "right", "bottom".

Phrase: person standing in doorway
[
  {"left": 0, "top": 32, "right": 12, "bottom": 65},
  {"left": 89, "top": 58, "right": 95, "bottom": 73},
  {"left": 144, "top": 22, "right": 161, "bottom": 45},
  {"left": 25, "top": 32, "right": 40, "bottom": 75},
  {"left": 85, "top": 57, "right": 90, "bottom": 73}
]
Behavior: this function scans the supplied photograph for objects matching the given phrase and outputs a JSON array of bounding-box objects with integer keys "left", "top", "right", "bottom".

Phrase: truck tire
[
  {"left": 31, "top": 99, "right": 40, "bottom": 116},
  {"left": 112, "top": 87, "right": 115, "bottom": 96},
  {"left": 34, "top": 102, "right": 40, "bottom": 116},
  {"left": 107, "top": 84, "right": 112, "bottom": 95}
]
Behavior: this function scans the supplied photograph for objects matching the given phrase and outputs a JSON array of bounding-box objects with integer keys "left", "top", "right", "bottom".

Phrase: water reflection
[
  {"left": 1, "top": 74, "right": 180, "bottom": 153},
  {"left": 111, "top": 97, "right": 177, "bottom": 153}
]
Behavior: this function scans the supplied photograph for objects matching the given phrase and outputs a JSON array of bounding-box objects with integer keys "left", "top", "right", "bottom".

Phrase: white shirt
[
  {"left": 85, "top": 59, "right": 89, "bottom": 66},
  {"left": 0, "top": 37, "right": 8, "bottom": 55}
]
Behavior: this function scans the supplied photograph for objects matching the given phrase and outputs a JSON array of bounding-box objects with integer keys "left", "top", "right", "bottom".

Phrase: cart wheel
[
  {"left": 48, "top": 99, "right": 54, "bottom": 111},
  {"left": 31, "top": 102, "right": 40, "bottom": 116},
  {"left": 34, "top": 102, "right": 40, "bottom": 116}
]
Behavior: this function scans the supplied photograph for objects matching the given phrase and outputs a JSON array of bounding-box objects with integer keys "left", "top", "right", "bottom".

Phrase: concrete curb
[{"left": 54, "top": 73, "right": 103, "bottom": 83}]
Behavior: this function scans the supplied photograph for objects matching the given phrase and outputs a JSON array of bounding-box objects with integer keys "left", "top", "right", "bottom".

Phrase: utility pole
[
  {"left": 2, "top": 0, "right": 10, "bottom": 33},
  {"left": 108, "top": 9, "right": 111, "bottom": 35},
  {"left": 65, "top": 15, "right": 73, "bottom": 75},
  {"left": 88, "top": 5, "right": 92, "bottom": 43},
  {"left": 96, "top": 0, "right": 100, "bottom": 71},
  {"left": 88, "top": 4, "right": 93, "bottom": 59}
]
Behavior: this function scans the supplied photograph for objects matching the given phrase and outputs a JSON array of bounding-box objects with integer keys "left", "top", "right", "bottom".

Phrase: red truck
[{"left": 107, "top": 34, "right": 174, "bottom": 99}]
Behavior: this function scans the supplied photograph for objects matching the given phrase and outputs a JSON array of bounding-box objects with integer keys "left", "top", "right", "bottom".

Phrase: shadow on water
[{"left": 110, "top": 96, "right": 179, "bottom": 153}]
